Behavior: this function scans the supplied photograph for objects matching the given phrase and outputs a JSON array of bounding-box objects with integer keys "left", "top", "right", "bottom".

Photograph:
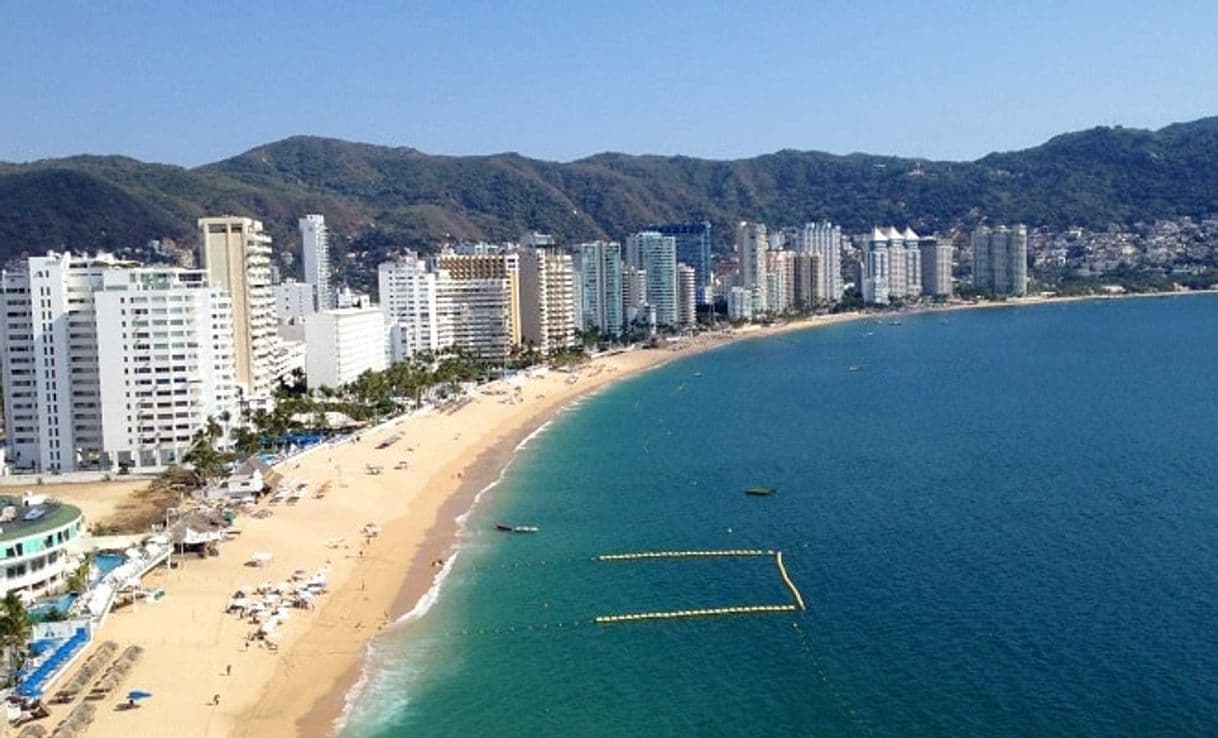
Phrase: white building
[
  {"left": 766, "top": 249, "right": 794, "bottom": 313},
  {"left": 574, "top": 241, "right": 624, "bottom": 337},
  {"left": 621, "top": 265, "right": 647, "bottom": 326},
  {"left": 0, "top": 253, "right": 238, "bottom": 472},
  {"left": 626, "top": 232, "right": 678, "bottom": 327},
  {"left": 677, "top": 263, "right": 697, "bottom": 327},
  {"left": 275, "top": 279, "right": 317, "bottom": 323},
  {"left": 519, "top": 249, "right": 577, "bottom": 353},
  {"left": 727, "top": 286, "right": 753, "bottom": 322},
  {"left": 797, "top": 221, "right": 844, "bottom": 301},
  {"left": 335, "top": 286, "right": 372, "bottom": 309},
  {"left": 304, "top": 307, "right": 388, "bottom": 390},
  {"left": 863, "top": 226, "right": 923, "bottom": 304},
  {"left": 379, "top": 254, "right": 454, "bottom": 361},
  {"left": 198, "top": 216, "right": 282, "bottom": 402},
  {"left": 300, "top": 214, "right": 332, "bottom": 310},
  {"left": 0, "top": 496, "right": 86, "bottom": 597}
]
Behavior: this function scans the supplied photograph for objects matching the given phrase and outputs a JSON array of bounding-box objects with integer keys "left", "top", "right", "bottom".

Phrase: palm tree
[{"left": 0, "top": 591, "right": 32, "bottom": 674}]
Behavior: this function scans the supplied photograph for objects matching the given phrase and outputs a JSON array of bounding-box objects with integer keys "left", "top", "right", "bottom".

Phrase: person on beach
[
  {"left": 213, "top": 694, "right": 220, "bottom": 706},
  {"left": 226, "top": 664, "right": 232, "bottom": 676}
]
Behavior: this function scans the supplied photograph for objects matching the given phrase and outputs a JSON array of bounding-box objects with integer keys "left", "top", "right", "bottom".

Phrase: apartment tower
[{"left": 198, "top": 216, "right": 280, "bottom": 400}]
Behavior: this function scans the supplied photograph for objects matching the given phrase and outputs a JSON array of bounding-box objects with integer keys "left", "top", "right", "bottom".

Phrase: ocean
[{"left": 342, "top": 295, "right": 1218, "bottom": 737}]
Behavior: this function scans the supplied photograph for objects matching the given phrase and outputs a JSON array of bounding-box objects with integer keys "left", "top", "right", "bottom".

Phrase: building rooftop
[{"left": 0, "top": 498, "right": 82, "bottom": 542}]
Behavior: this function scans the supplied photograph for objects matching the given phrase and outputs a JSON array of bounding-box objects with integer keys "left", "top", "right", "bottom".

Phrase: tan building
[
  {"left": 519, "top": 248, "right": 577, "bottom": 354},
  {"left": 793, "top": 252, "right": 827, "bottom": 309},
  {"left": 435, "top": 251, "right": 522, "bottom": 347},
  {"left": 198, "top": 216, "right": 281, "bottom": 402}
]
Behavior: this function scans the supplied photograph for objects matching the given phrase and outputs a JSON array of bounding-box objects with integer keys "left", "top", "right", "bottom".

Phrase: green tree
[
  {"left": 0, "top": 591, "right": 32, "bottom": 657},
  {"left": 183, "top": 416, "right": 233, "bottom": 487}
]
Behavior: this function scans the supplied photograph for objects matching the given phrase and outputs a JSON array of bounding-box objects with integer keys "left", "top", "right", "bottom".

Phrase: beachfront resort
[{"left": 0, "top": 205, "right": 1203, "bottom": 736}]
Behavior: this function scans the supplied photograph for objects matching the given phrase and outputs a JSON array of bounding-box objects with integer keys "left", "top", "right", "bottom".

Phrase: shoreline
[
  {"left": 295, "top": 410, "right": 544, "bottom": 736},
  {"left": 66, "top": 289, "right": 1216, "bottom": 738},
  {"left": 297, "top": 288, "right": 1218, "bottom": 737}
]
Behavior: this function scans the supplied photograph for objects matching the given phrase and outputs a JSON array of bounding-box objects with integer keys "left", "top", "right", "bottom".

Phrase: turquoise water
[
  {"left": 94, "top": 552, "right": 126, "bottom": 581},
  {"left": 345, "top": 296, "right": 1218, "bottom": 737},
  {"left": 29, "top": 593, "right": 77, "bottom": 621}
]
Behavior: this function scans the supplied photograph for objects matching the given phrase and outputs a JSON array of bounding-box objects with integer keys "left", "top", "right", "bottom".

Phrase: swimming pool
[
  {"left": 29, "top": 593, "right": 78, "bottom": 622},
  {"left": 93, "top": 552, "right": 126, "bottom": 581}
]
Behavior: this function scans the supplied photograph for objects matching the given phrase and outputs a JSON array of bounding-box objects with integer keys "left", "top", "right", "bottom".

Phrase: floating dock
[
  {"left": 597, "top": 549, "right": 774, "bottom": 561},
  {"left": 595, "top": 604, "right": 797, "bottom": 624}
]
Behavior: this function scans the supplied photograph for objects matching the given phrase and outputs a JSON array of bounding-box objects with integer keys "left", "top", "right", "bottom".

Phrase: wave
[
  {"left": 334, "top": 388, "right": 616, "bottom": 733},
  {"left": 334, "top": 411, "right": 568, "bottom": 734}
]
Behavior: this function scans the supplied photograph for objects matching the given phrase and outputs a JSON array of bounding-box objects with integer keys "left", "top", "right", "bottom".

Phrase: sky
[{"left": 1, "top": 0, "right": 1216, "bottom": 167}]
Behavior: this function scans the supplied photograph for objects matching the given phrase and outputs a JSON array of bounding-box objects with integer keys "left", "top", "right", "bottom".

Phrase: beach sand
[
  {"left": 53, "top": 298, "right": 1166, "bottom": 738},
  {"left": 64, "top": 321, "right": 832, "bottom": 738}
]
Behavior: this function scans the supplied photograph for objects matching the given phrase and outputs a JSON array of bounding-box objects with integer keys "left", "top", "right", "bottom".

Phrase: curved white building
[{"left": 0, "top": 497, "right": 85, "bottom": 597}]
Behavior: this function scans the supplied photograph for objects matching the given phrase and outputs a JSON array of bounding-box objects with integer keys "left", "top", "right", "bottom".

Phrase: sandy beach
[
  {"left": 42, "top": 291, "right": 1214, "bottom": 738},
  {"left": 43, "top": 315, "right": 850, "bottom": 738}
]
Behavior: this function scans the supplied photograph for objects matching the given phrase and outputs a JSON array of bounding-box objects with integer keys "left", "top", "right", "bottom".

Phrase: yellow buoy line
[
  {"left": 597, "top": 548, "right": 774, "bottom": 561},
  {"left": 774, "top": 551, "right": 806, "bottom": 611},
  {"left": 593, "top": 548, "right": 809, "bottom": 623},
  {"left": 595, "top": 604, "right": 797, "bottom": 624}
]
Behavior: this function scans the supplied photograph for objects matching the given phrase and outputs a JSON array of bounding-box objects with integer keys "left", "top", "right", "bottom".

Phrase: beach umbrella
[{"left": 127, "top": 690, "right": 153, "bottom": 701}]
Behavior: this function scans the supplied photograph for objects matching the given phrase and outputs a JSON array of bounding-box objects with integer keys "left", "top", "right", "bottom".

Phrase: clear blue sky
[{"left": 1, "top": 0, "right": 1215, "bottom": 166}]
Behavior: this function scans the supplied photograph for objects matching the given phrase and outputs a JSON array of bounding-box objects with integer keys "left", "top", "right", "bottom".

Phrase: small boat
[
  {"left": 746, "top": 486, "right": 776, "bottom": 496},
  {"left": 888, "top": 320, "right": 903, "bottom": 326},
  {"left": 496, "top": 523, "right": 539, "bottom": 533},
  {"left": 848, "top": 365, "right": 861, "bottom": 372}
]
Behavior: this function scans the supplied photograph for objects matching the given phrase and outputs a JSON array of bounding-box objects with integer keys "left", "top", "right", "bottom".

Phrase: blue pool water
[
  {"left": 29, "top": 593, "right": 77, "bottom": 621},
  {"left": 94, "top": 552, "right": 126, "bottom": 580}
]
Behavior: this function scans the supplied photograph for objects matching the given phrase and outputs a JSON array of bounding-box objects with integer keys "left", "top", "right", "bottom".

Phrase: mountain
[{"left": 2, "top": 117, "right": 1217, "bottom": 290}]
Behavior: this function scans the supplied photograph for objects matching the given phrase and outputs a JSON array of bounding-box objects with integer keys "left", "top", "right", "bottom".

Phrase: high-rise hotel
[
  {"left": 574, "top": 241, "right": 624, "bottom": 337},
  {"left": 519, "top": 248, "right": 578, "bottom": 353},
  {"left": 198, "top": 216, "right": 281, "bottom": 402},
  {"left": 796, "top": 221, "right": 843, "bottom": 301},
  {"left": 0, "top": 253, "right": 238, "bottom": 473},
  {"left": 626, "top": 231, "right": 679, "bottom": 327},
  {"left": 300, "top": 214, "right": 332, "bottom": 311},
  {"left": 972, "top": 225, "right": 1028, "bottom": 296}
]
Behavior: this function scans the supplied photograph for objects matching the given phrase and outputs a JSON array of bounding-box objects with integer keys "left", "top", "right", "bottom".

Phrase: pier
[{"left": 596, "top": 604, "right": 797, "bottom": 624}]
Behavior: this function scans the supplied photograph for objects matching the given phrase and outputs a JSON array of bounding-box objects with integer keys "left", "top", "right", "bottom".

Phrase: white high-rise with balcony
[
  {"left": 300, "top": 214, "right": 331, "bottom": 310},
  {"left": 626, "top": 232, "right": 678, "bottom": 327},
  {"left": 198, "top": 216, "right": 281, "bottom": 402},
  {"left": 574, "top": 241, "right": 624, "bottom": 337},
  {"left": 0, "top": 252, "right": 238, "bottom": 473},
  {"left": 378, "top": 254, "right": 454, "bottom": 361},
  {"left": 797, "top": 221, "right": 844, "bottom": 301}
]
